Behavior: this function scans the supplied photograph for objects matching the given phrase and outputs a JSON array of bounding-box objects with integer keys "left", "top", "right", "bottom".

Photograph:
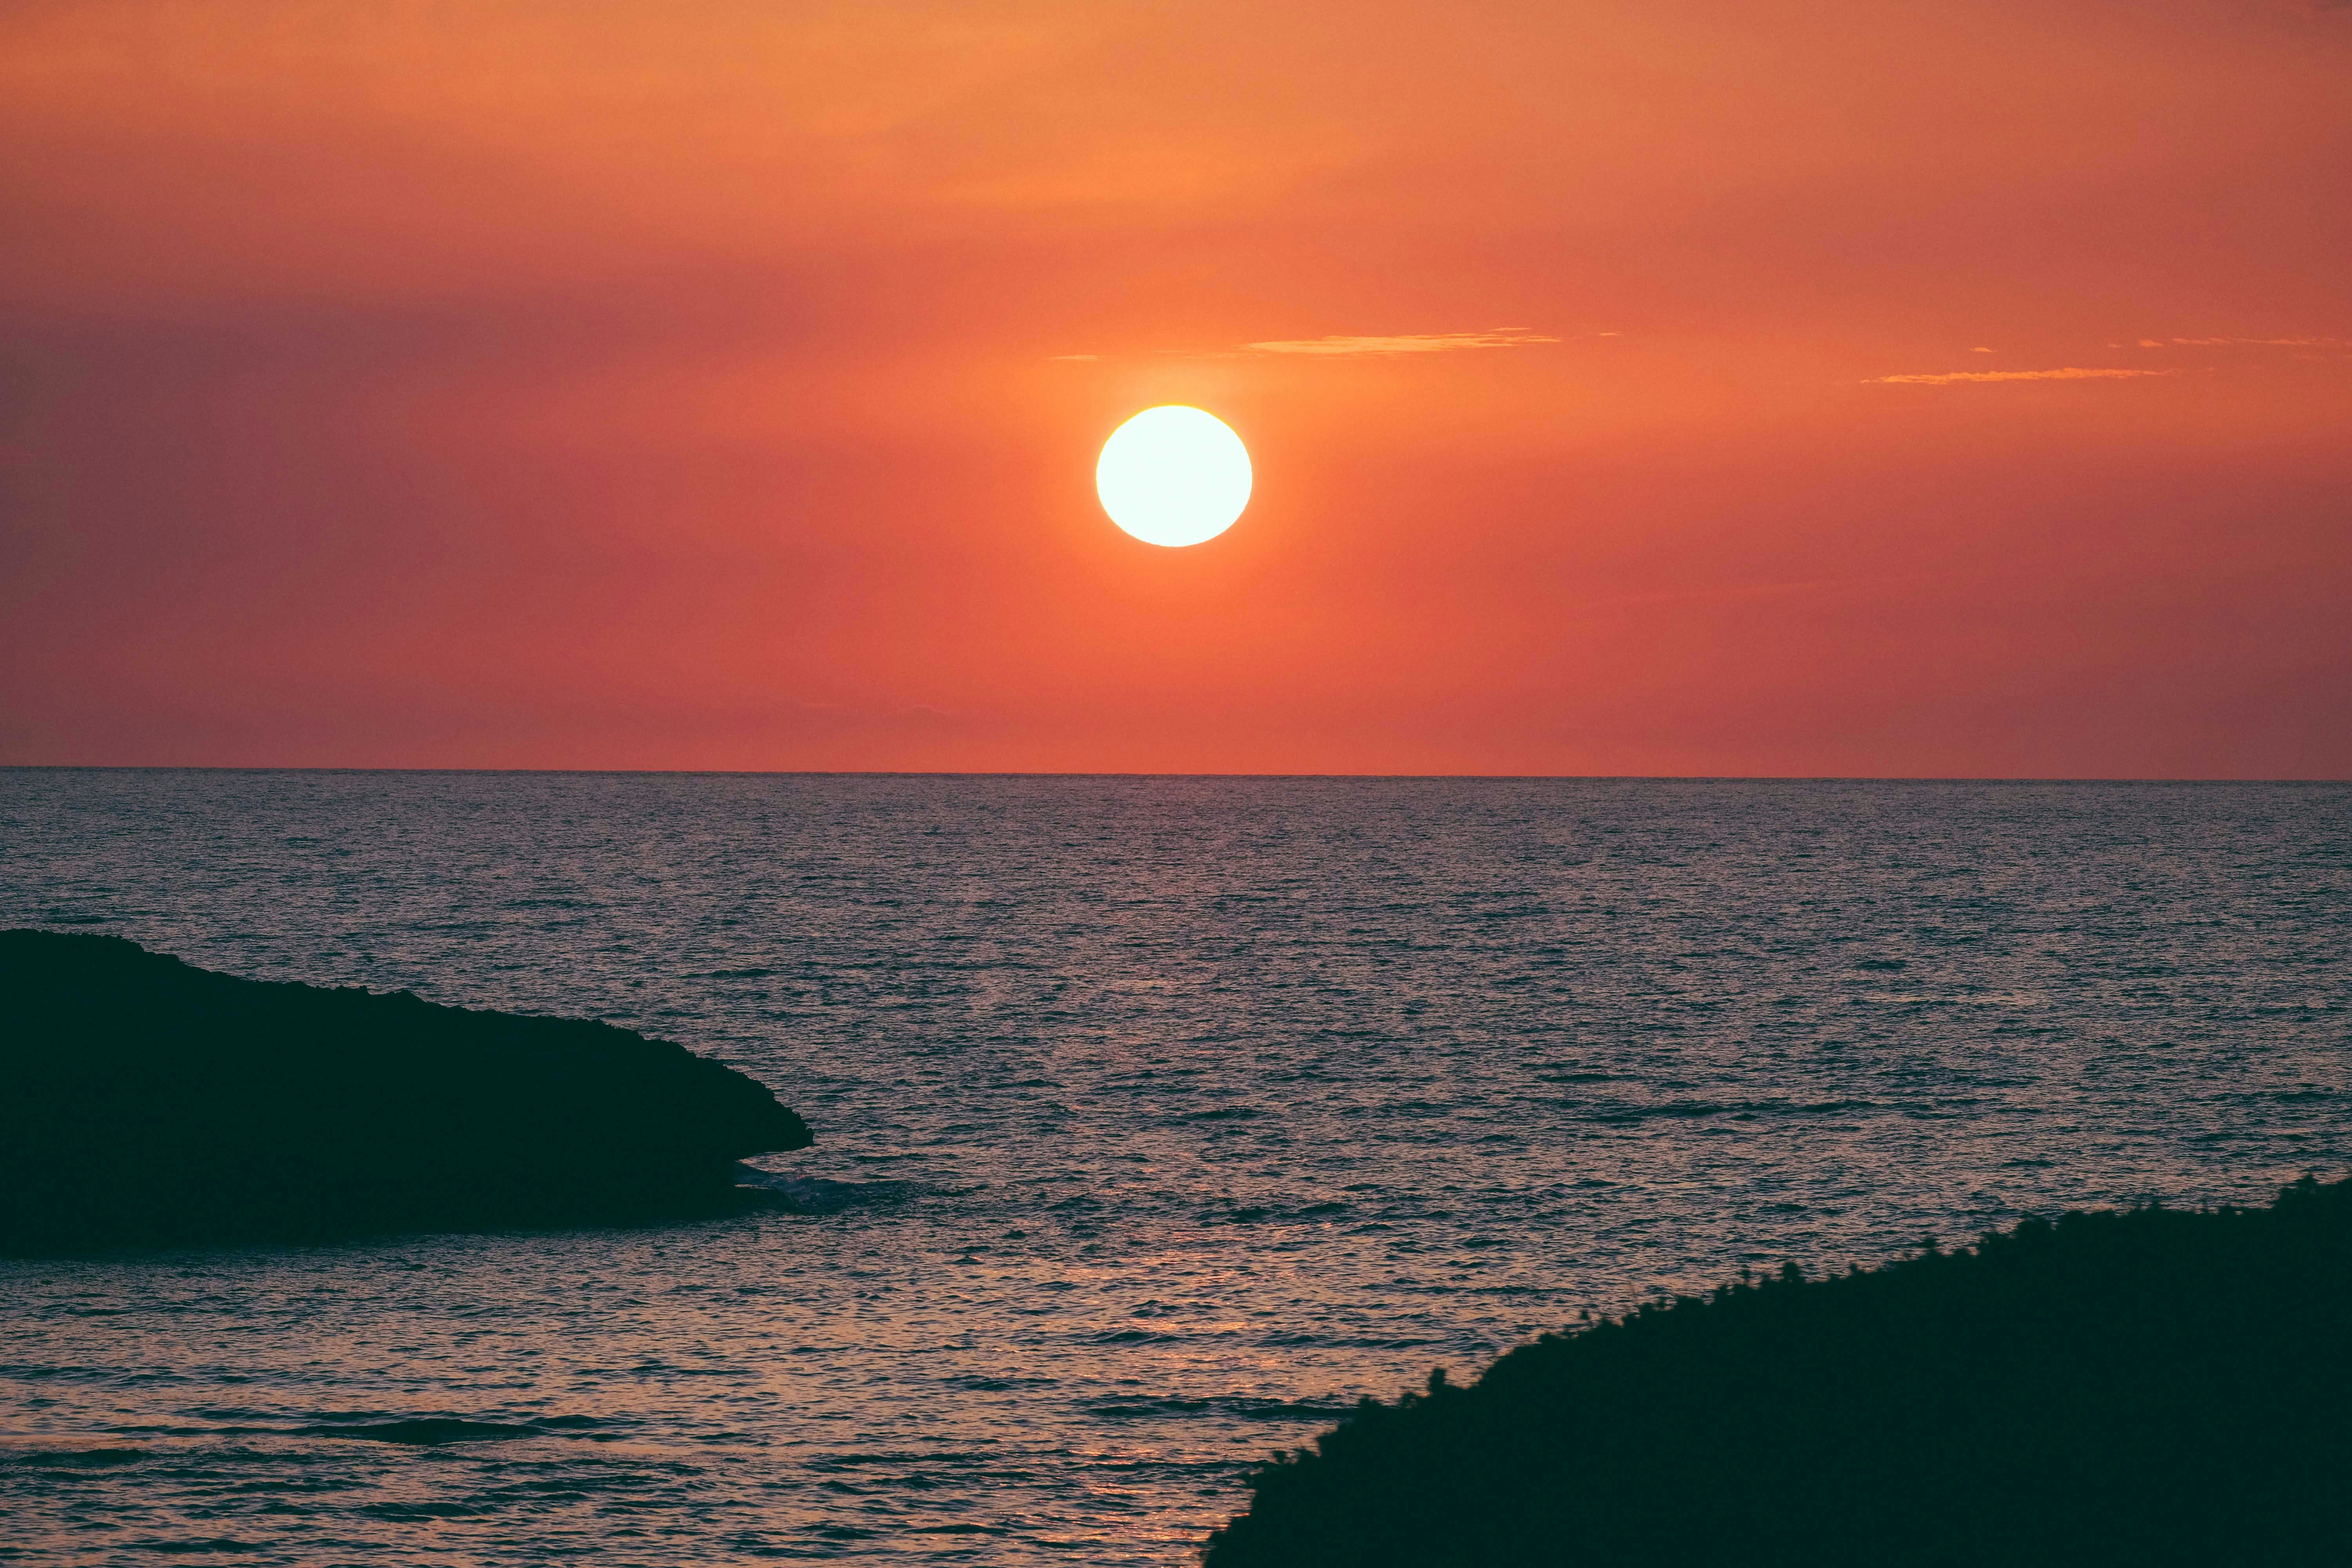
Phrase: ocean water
[{"left": 1, "top": 771, "right": 2347, "bottom": 1564}]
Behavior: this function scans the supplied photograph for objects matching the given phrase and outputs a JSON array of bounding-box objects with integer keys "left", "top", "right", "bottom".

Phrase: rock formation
[{"left": 0, "top": 929, "right": 812, "bottom": 1252}]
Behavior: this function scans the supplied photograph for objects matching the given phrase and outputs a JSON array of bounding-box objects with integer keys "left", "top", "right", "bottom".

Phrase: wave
[
  {"left": 6, "top": 1419, "right": 601, "bottom": 1457},
  {"left": 4, "top": 1446, "right": 147, "bottom": 1468},
  {"left": 732, "top": 1166, "right": 926, "bottom": 1213},
  {"left": 297, "top": 1419, "right": 549, "bottom": 1445},
  {"left": 1084, "top": 1395, "right": 1363, "bottom": 1423}
]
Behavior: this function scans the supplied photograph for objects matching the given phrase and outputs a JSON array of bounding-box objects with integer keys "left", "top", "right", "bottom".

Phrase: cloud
[
  {"left": 1874, "top": 334, "right": 2349, "bottom": 386},
  {"left": 1049, "top": 353, "right": 1100, "bottom": 361},
  {"left": 2166, "top": 335, "right": 2348, "bottom": 348},
  {"left": 1242, "top": 327, "right": 1560, "bottom": 356},
  {"left": 1865, "top": 366, "right": 2176, "bottom": 385}
]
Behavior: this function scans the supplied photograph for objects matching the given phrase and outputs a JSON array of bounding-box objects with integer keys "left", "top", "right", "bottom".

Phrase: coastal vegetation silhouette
[
  {"left": 1206, "top": 1176, "right": 2352, "bottom": 1567},
  {"left": 0, "top": 930, "right": 811, "bottom": 1253}
]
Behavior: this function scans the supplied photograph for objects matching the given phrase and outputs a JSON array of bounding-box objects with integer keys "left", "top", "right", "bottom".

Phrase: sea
[{"left": 2, "top": 771, "right": 2347, "bottom": 1564}]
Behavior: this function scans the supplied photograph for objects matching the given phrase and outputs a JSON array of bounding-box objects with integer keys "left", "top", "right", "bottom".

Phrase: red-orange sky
[{"left": 4, "top": 0, "right": 2348, "bottom": 775}]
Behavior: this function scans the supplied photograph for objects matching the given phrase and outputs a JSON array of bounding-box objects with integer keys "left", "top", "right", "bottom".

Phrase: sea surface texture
[{"left": 2, "top": 772, "right": 2347, "bottom": 1565}]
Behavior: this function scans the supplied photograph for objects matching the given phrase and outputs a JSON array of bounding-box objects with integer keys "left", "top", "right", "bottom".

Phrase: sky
[{"left": 3, "top": 0, "right": 2348, "bottom": 775}]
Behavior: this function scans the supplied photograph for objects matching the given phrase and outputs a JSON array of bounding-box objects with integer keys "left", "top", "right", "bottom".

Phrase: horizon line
[{"left": 2, "top": 766, "right": 2343, "bottom": 785}]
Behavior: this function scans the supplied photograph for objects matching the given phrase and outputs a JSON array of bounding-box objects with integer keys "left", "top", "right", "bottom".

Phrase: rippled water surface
[{"left": 2, "top": 772, "right": 2347, "bottom": 1564}]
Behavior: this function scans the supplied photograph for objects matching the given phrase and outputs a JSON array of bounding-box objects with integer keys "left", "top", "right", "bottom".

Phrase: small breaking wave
[{"left": 733, "top": 1167, "right": 927, "bottom": 1214}]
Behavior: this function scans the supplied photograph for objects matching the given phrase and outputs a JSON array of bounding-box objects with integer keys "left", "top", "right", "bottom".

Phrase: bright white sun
[{"left": 1096, "top": 406, "right": 1252, "bottom": 547}]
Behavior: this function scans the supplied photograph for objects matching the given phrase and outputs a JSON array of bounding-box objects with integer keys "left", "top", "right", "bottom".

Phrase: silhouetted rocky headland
[
  {"left": 0, "top": 929, "right": 812, "bottom": 1253},
  {"left": 1207, "top": 1176, "right": 2352, "bottom": 1568}
]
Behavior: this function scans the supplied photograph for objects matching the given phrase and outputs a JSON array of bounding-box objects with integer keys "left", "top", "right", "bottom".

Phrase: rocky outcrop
[
  {"left": 0, "top": 929, "right": 812, "bottom": 1252},
  {"left": 1206, "top": 1176, "right": 2352, "bottom": 1568}
]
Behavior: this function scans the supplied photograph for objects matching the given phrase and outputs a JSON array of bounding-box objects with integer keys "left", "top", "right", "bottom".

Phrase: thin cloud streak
[
  {"left": 1867, "top": 367, "right": 2177, "bottom": 385},
  {"left": 2166, "top": 336, "right": 2348, "bottom": 348},
  {"left": 1243, "top": 327, "right": 1561, "bottom": 356}
]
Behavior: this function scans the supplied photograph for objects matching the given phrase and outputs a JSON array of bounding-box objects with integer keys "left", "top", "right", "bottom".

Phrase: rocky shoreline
[{"left": 1207, "top": 1176, "right": 2352, "bottom": 1566}]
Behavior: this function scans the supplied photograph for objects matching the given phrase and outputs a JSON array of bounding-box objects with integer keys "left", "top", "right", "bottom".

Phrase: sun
[{"left": 1096, "top": 406, "right": 1252, "bottom": 547}]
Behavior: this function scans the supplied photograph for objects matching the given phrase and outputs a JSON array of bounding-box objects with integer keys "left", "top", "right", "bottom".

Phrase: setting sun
[
  {"left": 1096, "top": 406, "right": 1252, "bottom": 548},
  {"left": 7, "top": 4, "right": 2352, "bottom": 1564}
]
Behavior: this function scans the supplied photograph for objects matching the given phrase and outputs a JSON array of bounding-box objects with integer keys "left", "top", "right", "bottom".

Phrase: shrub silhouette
[
  {"left": 0, "top": 929, "right": 811, "bottom": 1252},
  {"left": 1205, "top": 1177, "right": 2352, "bottom": 1567}
]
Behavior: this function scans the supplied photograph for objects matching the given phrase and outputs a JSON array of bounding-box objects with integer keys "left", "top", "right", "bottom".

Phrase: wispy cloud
[
  {"left": 2163, "top": 335, "right": 2348, "bottom": 348},
  {"left": 1243, "top": 327, "right": 1560, "bottom": 356},
  {"left": 1866, "top": 366, "right": 2176, "bottom": 385}
]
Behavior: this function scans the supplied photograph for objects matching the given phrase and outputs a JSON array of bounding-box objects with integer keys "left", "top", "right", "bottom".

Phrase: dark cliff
[
  {"left": 1206, "top": 1176, "right": 2352, "bottom": 1568},
  {"left": 0, "top": 929, "right": 812, "bottom": 1253}
]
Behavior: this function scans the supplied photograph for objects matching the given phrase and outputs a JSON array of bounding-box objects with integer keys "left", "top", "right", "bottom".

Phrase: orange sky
[{"left": 4, "top": 0, "right": 2348, "bottom": 775}]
